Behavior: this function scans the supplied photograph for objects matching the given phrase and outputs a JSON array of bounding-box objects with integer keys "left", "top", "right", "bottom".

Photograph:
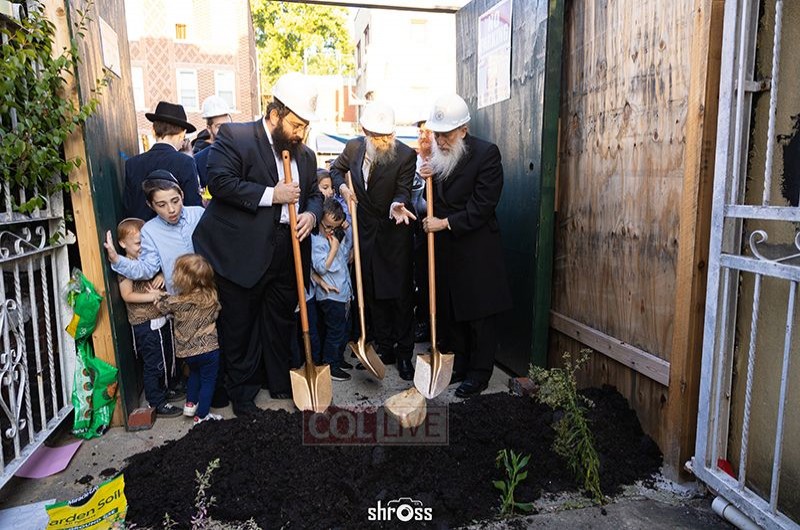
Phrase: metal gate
[
  {"left": 0, "top": 5, "right": 75, "bottom": 488},
  {"left": 693, "top": 1, "right": 800, "bottom": 528}
]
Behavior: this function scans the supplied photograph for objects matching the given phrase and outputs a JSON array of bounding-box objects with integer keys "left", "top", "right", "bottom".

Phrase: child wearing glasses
[{"left": 311, "top": 198, "right": 353, "bottom": 381}]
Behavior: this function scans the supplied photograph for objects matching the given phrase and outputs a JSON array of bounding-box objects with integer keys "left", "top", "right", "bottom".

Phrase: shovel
[
  {"left": 345, "top": 173, "right": 386, "bottom": 380},
  {"left": 385, "top": 387, "right": 426, "bottom": 428},
  {"left": 413, "top": 174, "right": 454, "bottom": 399},
  {"left": 283, "top": 151, "right": 332, "bottom": 413}
]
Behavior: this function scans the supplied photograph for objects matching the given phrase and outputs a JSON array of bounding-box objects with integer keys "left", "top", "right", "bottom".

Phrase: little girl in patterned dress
[{"left": 154, "top": 253, "right": 222, "bottom": 424}]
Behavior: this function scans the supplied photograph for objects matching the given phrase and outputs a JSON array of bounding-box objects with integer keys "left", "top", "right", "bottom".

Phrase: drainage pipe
[{"left": 711, "top": 496, "right": 761, "bottom": 530}]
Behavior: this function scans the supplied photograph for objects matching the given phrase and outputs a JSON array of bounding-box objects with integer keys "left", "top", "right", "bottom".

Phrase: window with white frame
[
  {"left": 215, "top": 71, "right": 236, "bottom": 110},
  {"left": 131, "top": 66, "right": 145, "bottom": 110},
  {"left": 176, "top": 69, "right": 198, "bottom": 111}
]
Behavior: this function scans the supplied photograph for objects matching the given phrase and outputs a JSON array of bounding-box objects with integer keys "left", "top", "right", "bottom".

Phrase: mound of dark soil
[{"left": 123, "top": 386, "right": 661, "bottom": 529}]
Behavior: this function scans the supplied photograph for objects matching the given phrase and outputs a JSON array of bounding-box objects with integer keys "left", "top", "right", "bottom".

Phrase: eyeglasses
[
  {"left": 320, "top": 220, "right": 340, "bottom": 233},
  {"left": 284, "top": 117, "right": 309, "bottom": 134}
]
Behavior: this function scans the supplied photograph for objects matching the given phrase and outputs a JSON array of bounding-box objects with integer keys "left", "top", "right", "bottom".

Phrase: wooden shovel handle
[
  {"left": 426, "top": 176, "right": 438, "bottom": 350},
  {"left": 282, "top": 151, "right": 313, "bottom": 368},
  {"left": 346, "top": 173, "right": 369, "bottom": 340}
]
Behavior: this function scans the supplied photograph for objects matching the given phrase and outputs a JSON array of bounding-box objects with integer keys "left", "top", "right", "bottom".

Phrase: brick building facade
[{"left": 125, "top": 0, "right": 259, "bottom": 148}]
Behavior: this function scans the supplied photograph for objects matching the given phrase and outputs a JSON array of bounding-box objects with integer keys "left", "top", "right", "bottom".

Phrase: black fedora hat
[{"left": 145, "top": 101, "right": 196, "bottom": 133}]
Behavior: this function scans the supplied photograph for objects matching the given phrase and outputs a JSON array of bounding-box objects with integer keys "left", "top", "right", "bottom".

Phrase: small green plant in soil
[
  {"left": 173, "top": 458, "right": 261, "bottom": 530},
  {"left": 530, "top": 349, "right": 605, "bottom": 504},
  {"left": 494, "top": 449, "right": 535, "bottom": 516}
]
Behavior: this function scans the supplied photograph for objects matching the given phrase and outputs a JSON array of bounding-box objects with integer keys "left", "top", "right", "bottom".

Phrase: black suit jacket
[
  {"left": 432, "top": 134, "right": 512, "bottom": 321},
  {"left": 330, "top": 137, "right": 415, "bottom": 299},
  {"left": 123, "top": 143, "right": 202, "bottom": 220},
  {"left": 192, "top": 120, "right": 323, "bottom": 289}
]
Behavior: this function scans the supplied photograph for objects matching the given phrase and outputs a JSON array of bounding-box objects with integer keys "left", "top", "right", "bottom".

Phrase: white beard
[
  {"left": 365, "top": 136, "right": 397, "bottom": 166},
  {"left": 430, "top": 136, "right": 467, "bottom": 181}
]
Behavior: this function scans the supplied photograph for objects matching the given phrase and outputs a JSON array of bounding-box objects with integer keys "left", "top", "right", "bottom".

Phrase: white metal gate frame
[
  {"left": 0, "top": 6, "right": 76, "bottom": 488},
  {"left": 693, "top": 1, "right": 799, "bottom": 528}
]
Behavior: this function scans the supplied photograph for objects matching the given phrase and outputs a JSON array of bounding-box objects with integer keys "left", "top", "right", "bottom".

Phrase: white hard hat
[
  {"left": 426, "top": 94, "right": 471, "bottom": 133},
  {"left": 272, "top": 72, "right": 318, "bottom": 122},
  {"left": 200, "top": 95, "right": 231, "bottom": 119},
  {"left": 360, "top": 102, "right": 395, "bottom": 135}
]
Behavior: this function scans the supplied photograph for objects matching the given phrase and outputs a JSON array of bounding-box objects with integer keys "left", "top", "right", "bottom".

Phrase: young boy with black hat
[{"left": 124, "top": 101, "right": 203, "bottom": 220}]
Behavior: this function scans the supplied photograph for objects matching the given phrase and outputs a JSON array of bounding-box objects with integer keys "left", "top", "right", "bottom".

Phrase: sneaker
[
  {"left": 339, "top": 360, "right": 354, "bottom": 370},
  {"left": 183, "top": 402, "right": 197, "bottom": 417},
  {"left": 330, "top": 366, "right": 351, "bottom": 381},
  {"left": 166, "top": 389, "right": 186, "bottom": 403},
  {"left": 156, "top": 403, "right": 182, "bottom": 417},
  {"left": 194, "top": 413, "right": 223, "bottom": 424}
]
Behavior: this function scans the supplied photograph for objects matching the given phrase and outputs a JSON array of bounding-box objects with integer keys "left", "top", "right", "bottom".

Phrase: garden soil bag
[
  {"left": 65, "top": 269, "right": 118, "bottom": 439},
  {"left": 46, "top": 474, "right": 127, "bottom": 529}
]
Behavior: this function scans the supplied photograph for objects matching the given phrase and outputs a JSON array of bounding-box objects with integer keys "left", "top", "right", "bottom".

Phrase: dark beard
[{"left": 271, "top": 120, "right": 300, "bottom": 158}]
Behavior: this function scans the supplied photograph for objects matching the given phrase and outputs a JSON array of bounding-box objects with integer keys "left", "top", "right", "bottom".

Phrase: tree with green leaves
[{"left": 251, "top": 1, "right": 354, "bottom": 104}]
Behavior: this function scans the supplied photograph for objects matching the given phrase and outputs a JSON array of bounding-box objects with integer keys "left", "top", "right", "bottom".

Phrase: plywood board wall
[
  {"left": 554, "top": 0, "right": 692, "bottom": 361},
  {"left": 553, "top": 0, "right": 722, "bottom": 477}
]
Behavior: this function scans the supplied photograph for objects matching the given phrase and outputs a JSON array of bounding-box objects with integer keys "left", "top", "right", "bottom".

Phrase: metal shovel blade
[
  {"left": 385, "top": 387, "right": 427, "bottom": 428},
  {"left": 348, "top": 338, "right": 385, "bottom": 380},
  {"left": 414, "top": 349, "right": 454, "bottom": 399},
  {"left": 290, "top": 363, "right": 333, "bottom": 413}
]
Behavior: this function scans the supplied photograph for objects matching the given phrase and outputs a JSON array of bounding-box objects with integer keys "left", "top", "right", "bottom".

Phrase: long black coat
[
  {"left": 432, "top": 134, "right": 512, "bottom": 322},
  {"left": 123, "top": 143, "right": 202, "bottom": 220},
  {"left": 330, "top": 138, "right": 415, "bottom": 299},
  {"left": 192, "top": 120, "right": 322, "bottom": 289}
]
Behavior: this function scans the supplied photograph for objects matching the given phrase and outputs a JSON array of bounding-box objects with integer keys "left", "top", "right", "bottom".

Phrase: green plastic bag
[{"left": 66, "top": 269, "right": 118, "bottom": 439}]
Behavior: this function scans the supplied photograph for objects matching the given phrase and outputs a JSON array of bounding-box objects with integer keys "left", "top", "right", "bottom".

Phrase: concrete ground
[{"left": 0, "top": 343, "right": 731, "bottom": 529}]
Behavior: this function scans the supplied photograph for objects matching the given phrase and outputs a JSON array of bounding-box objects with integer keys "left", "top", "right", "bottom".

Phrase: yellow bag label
[{"left": 46, "top": 474, "right": 127, "bottom": 529}]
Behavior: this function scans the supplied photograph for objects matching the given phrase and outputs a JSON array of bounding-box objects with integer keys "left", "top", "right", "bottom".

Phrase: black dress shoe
[
  {"left": 232, "top": 401, "right": 260, "bottom": 418},
  {"left": 270, "top": 390, "right": 293, "bottom": 400},
  {"left": 455, "top": 379, "right": 488, "bottom": 398},
  {"left": 397, "top": 358, "right": 415, "bottom": 381},
  {"left": 449, "top": 371, "right": 467, "bottom": 385}
]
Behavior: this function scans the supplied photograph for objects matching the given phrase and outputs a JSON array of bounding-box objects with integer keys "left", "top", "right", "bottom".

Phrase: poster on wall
[
  {"left": 477, "top": 0, "right": 513, "bottom": 109},
  {"left": 99, "top": 17, "right": 122, "bottom": 78}
]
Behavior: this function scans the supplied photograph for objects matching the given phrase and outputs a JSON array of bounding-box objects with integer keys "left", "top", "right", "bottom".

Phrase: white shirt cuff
[{"left": 260, "top": 186, "right": 274, "bottom": 207}]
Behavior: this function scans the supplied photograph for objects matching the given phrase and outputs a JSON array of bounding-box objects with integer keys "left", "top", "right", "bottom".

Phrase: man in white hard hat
[
  {"left": 420, "top": 93, "right": 512, "bottom": 398},
  {"left": 330, "top": 101, "right": 418, "bottom": 381},
  {"left": 194, "top": 95, "right": 233, "bottom": 194},
  {"left": 192, "top": 72, "right": 323, "bottom": 416}
]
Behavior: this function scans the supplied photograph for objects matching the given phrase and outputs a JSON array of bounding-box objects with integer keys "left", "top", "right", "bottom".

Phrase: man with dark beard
[
  {"left": 192, "top": 73, "right": 323, "bottom": 416},
  {"left": 331, "top": 102, "right": 418, "bottom": 381},
  {"left": 420, "top": 93, "right": 512, "bottom": 398}
]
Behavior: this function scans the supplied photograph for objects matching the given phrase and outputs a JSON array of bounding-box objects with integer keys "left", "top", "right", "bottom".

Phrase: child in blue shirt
[
  {"left": 104, "top": 170, "right": 205, "bottom": 413},
  {"left": 311, "top": 198, "right": 353, "bottom": 381},
  {"left": 104, "top": 170, "right": 204, "bottom": 293}
]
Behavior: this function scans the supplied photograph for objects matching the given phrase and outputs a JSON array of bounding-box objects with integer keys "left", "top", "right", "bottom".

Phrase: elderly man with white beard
[
  {"left": 331, "top": 102, "right": 418, "bottom": 381},
  {"left": 420, "top": 94, "right": 513, "bottom": 398}
]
